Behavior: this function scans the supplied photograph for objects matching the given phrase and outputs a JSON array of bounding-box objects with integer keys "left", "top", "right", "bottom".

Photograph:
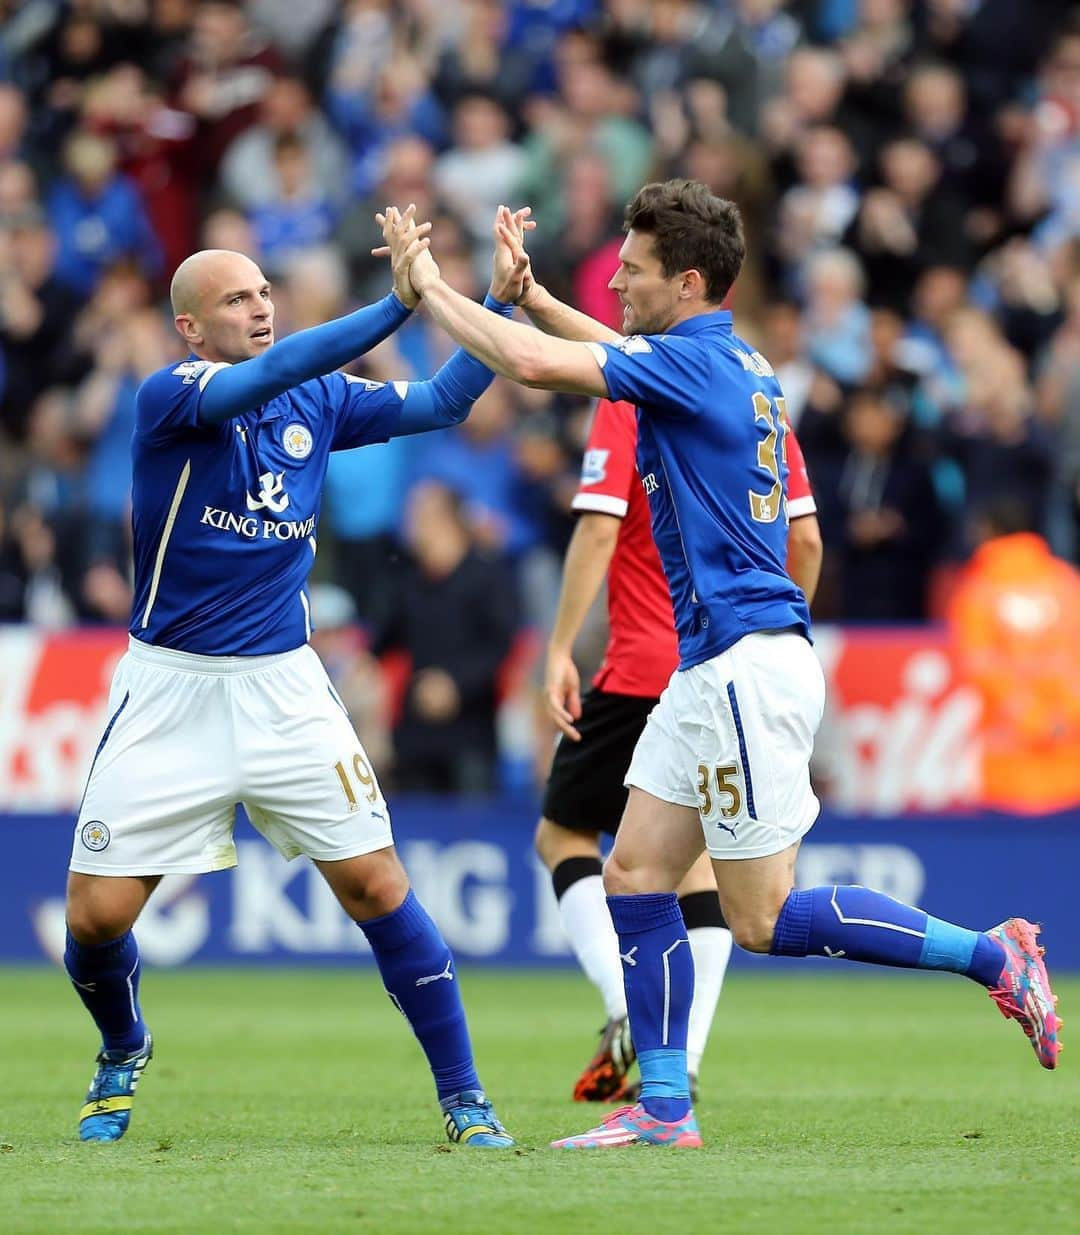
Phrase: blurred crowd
[{"left": 2, "top": 0, "right": 1080, "bottom": 789}]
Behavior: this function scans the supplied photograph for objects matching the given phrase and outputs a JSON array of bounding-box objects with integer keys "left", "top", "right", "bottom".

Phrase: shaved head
[
  {"left": 170, "top": 249, "right": 266, "bottom": 316},
  {"left": 170, "top": 248, "right": 275, "bottom": 363}
]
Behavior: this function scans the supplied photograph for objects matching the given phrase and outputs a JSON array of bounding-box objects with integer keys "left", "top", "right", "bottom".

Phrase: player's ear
[
  {"left": 175, "top": 314, "right": 202, "bottom": 346},
  {"left": 680, "top": 268, "right": 706, "bottom": 301}
]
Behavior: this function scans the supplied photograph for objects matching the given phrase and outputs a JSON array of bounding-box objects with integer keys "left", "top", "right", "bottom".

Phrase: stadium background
[{"left": 1, "top": 2, "right": 1079, "bottom": 964}]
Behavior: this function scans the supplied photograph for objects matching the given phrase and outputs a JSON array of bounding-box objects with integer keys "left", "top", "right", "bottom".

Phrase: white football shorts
[
  {"left": 71, "top": 637, "right": 393, "bottom": 876},
  {"left": 625, "top": 628, "right": 825, "bottom": 860}
]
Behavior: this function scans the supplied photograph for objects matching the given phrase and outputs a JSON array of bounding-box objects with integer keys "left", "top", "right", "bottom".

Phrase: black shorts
[{"left": 541, "top": 688, "right": 659, "bottom": 836}]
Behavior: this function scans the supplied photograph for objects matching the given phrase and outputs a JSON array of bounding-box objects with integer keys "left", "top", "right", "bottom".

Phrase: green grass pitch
[{"left": 1, "top": 967, "right": 1076, "bottom": 1235}]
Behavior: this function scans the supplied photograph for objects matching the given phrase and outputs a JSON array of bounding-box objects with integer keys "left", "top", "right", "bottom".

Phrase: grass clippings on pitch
[{"left": 0, "top": 968, "right": 1076, "bottom": 1235}]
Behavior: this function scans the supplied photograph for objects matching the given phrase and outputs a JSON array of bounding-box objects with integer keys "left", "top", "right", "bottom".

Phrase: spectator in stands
[
  {"left": 848, "top": 135, "right": 972, "bottom": 314},
  {"left": 328, "top": 47, "right": 446, "bottom": 195},
  {"left": 79, "top": 64, "right": 200, "bottom": 279},
  {"left": 518, "top": 31, "right": 653, "bottom": 230},
  {"left": 71, "top": 306, "right": 178, "bottom": 621},
  {"left": 0, "top": 210, "right": 83, "bottom": 440},
  {"left": 430, "top": 0, "right": 534, "bottom": 115},
  {"left": 837, "top": 0, "right": 914, "bottom": 143},
  {"left": 0, "top": 81, "right": 29, "bottom": 164},
  {"left": 903, "top": 61, "right": 1005, "bottom": 231},
  {"left": 1035, "top": 269, "right": 1080, "bottom": 558},
  {"left": 248, "top": 133, "right": 337, "bottom": 273},
  {"left": 170, "top": 0, "right": 283, "bottom": 178},
  {"left": 46, "top": 129, "right": 161, "bottom": 298},
  {"left": 775, "top": 124, "right": 860, "bottom": 276},
  {"left": 527, "top": 149, "right": 623, "bottom": 328},
  {"left": 0, "top": 499, "right": 73, "bottom": 626},
  {"left": 375, "top": 480, "right": 518, "bottom": 795},
  {"left": 941, "top": 341, "right": 1053, "bottom": 538},
  {"left": 947, "top": 497, "right": 1080, "bottom": 813},
  {"left": 760, "top": 46, "right": 861, "bottom": 185},
  {"left": 801, "top": 247, "right": 873, "bottom": 385},
  {"left": 336, "top": 135, "right": 437, "bottom": 301},
  {"left": 220, "top": 74, "right": 349, "bottom": 213},
  {"left": 433, "top": 94, "right": 526, "bottom": 278},
  {"left": 832, "top": 386, "right": 943, "bottom": 620}
]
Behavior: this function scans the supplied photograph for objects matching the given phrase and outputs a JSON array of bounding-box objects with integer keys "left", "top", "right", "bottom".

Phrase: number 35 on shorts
[{"left": 696, "top": 762, "right": 744, "bottom": 825}]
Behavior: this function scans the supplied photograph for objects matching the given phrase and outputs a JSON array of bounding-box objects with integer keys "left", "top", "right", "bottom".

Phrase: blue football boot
[
  {"left": 79, "top": 1033, "right": 153, "bottom": 1142},
  {"left": 440, "top": 1090, "right": 515, "bottom": 1148}
]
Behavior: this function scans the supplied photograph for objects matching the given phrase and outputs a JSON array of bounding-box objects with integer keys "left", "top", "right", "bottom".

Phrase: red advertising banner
[
  {"left": 812, "top": 627, "right": 982, "bottom": 815},
  {"left": 0, "top": 624, "right": 1019, "bottom": 815},
  {"left": 0, "top": 627, "right": 126, "bottom": 811}
]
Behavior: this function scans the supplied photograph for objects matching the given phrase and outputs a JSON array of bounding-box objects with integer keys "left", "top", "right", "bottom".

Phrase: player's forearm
[
  {"left": 419, "top": 279, "right": 543, "bottom": 381},
  {"left": 786, "top": 515, "right": 823, "bottom": 604},
  {"left": 420, "top": 279, "right": 607, "bottom": 396},
  {"left": 200, "top": 292, "right": 411, "bottom": 424},
  {"left": 519, "top": 283, "right": 622, "bottom": 345},
  {"left": 548, "top": 514, "right": 620, "bottom": 652}
]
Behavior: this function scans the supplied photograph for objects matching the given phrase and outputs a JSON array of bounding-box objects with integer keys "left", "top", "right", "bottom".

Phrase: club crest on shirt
[
  {"left": 81, "top": 821, "right": 111, "bottom": 851},
  {"left": 283, "top": 423, "right": 313, "bottom": 459},
  {"left": 581, "top": 448, "right": 610, "bottom": 486},
  {"left": 615, "top": 335, "right": 653, "bottom": 356}
]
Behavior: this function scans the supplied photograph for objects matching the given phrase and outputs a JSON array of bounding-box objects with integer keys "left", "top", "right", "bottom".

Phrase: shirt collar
[{"left": 665, "top": 310, "right": 733, "bottom": 337}]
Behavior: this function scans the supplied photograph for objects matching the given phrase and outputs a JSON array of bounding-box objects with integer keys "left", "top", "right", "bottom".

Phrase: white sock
[
  {"left": 558, "top": 874, "right": 627, "bottom": 1021},
  {"left": 686, "top": 927, "right": 733, "bottom": 1078}
]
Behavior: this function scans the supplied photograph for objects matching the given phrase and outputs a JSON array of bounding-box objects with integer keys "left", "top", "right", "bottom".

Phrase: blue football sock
[
  {"left": 607, "top": 893, "right": 693, "bottom": 1123},
  {"left": 358, "top": 889, "right": 480, "bottom": 1102},
  {"left": 64, "top": 928, "right": 148, "bottom": 1056},
  {"left": 770, "top": 886, "right": 1004, "bottom": 985}
]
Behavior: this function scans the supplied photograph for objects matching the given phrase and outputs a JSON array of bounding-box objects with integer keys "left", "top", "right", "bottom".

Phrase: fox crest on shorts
[{"left": 81, "top": 821, "right": 111, "bottom": 851}]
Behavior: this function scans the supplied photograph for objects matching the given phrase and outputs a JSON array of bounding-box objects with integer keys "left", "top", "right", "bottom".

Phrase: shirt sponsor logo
[
  {"left": 283, "top": 423, "right": 313, "bottom": 459},
  {"left": 200, "top": 505, "right": 317, "bottom": 541},
  {"left": 641, "top": 472, "right": 659, "bottom": 495},
  {"left": 581, "top": 448, "right": 610, "bottom": 486},
  {"left": 245, "top": 470, "right": 290, "bottom": 513}
]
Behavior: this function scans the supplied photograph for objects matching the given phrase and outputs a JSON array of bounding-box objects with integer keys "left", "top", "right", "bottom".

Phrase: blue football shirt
[
  {"left": 587, "top": 311, "right": 811, "bottom": 669},
  {"left": 129, "top": 358, "right": 407, "bottom": 655}
]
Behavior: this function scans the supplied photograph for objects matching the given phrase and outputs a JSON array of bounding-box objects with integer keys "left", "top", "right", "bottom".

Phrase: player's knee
[
  {"left": 727, "top": 910, "right": 780, "bottom": 954},
  {"left": 65, "top": 901, "right": 136, "bottom": 946},
  {"left": 350, "top": 852, "right": 411, "bottom": 918},
  {"left": 534, "top": 816, "right": 597, "bottom": 870},
  {"left": 602, "top": 851, "right": 645, "bottom": 896},
  {"left": 533, "top": 817, "right": 560, "bottom": 867}
]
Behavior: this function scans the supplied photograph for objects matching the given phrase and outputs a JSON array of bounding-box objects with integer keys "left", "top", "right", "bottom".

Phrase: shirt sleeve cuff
[{"left": 483, "top": 292, "right": 515, "bottom": 315}]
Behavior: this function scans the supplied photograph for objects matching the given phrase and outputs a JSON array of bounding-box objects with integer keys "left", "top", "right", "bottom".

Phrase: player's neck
[{"left": 663, "top": 301, "right": 726, "bottom": 331}]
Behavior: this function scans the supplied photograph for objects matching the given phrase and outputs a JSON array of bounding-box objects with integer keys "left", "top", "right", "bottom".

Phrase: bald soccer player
[{"left": 64, "top": 215, "right": 527, "bottom": 1148}]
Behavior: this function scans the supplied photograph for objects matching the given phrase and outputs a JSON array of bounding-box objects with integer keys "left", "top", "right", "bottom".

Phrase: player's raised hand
[
  {"left": 373, "top": 203, "right": 432, "bottom": 309},
  {"left": 490, "top": 204, "right": 536, "bottom": 305},
  {"left": 545, "top": 645, "right": 583, "bottom": 742}
]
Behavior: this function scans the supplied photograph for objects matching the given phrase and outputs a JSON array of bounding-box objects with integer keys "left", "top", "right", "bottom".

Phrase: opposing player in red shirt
[{"left": 538, "top": 397, "right": 821, "bottom": 1102}]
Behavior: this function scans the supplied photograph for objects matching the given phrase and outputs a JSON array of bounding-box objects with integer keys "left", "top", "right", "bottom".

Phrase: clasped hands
[{"left": 373, "top": 203, "right": 537, "bottom": 310}]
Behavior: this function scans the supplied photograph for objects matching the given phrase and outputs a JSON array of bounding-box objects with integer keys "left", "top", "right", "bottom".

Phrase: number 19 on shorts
[{"left": 334, "top": 753, "right": 380, "bottom": 811}]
